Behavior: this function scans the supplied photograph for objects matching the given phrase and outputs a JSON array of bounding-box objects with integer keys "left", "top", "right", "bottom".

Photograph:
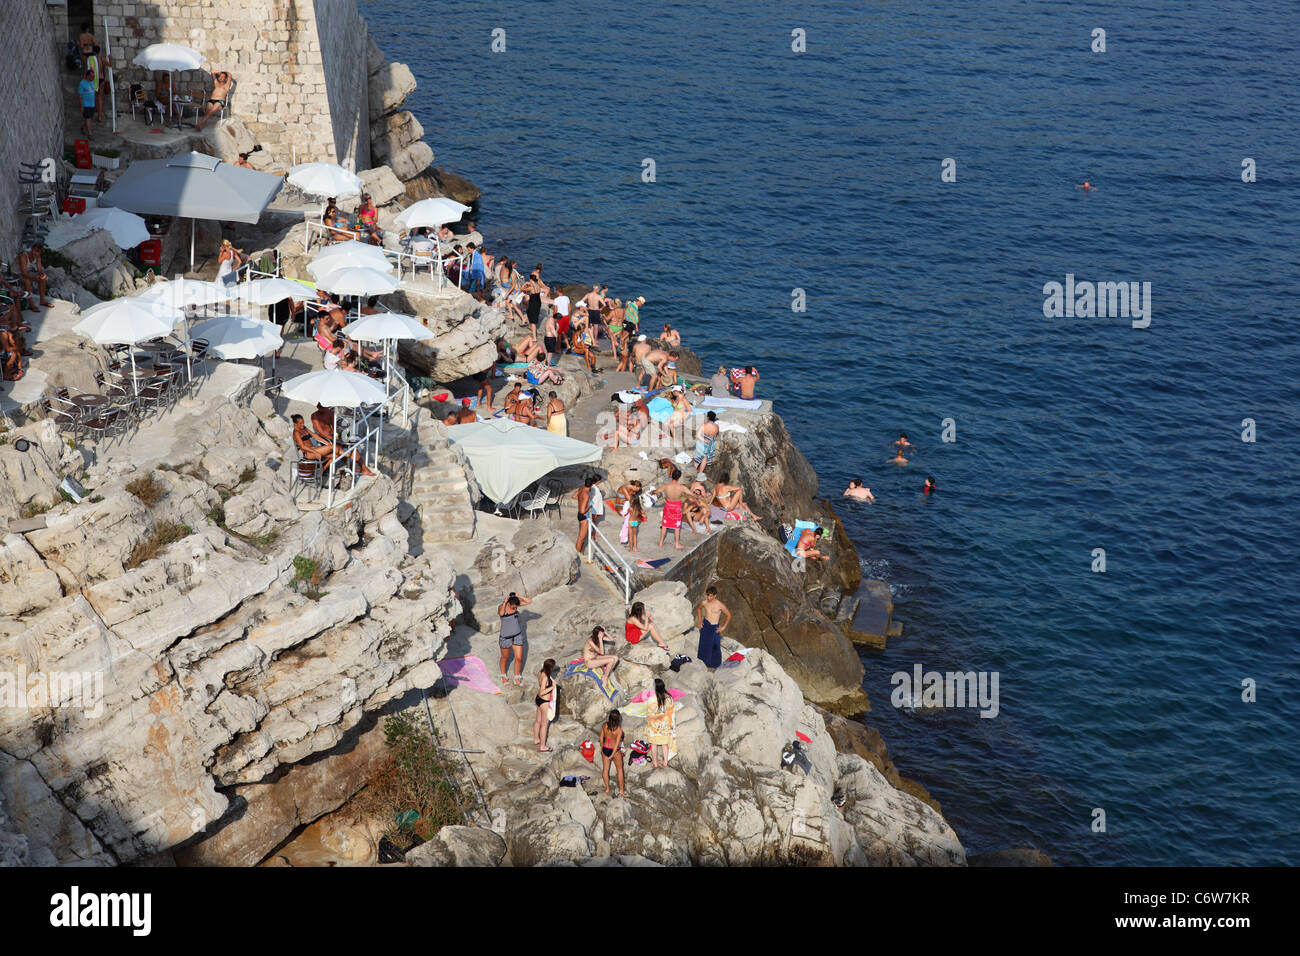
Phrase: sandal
[{"left": 512, "top": 676, "right": 524, "bottom": 686}]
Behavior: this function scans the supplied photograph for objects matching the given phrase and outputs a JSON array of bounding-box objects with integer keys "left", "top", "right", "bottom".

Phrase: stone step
[{"left": 413, "top": 474, "right": 469, "bottom": 493}]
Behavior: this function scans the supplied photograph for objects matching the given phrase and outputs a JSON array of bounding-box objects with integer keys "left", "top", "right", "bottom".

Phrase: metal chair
[
  {"left": 41, "top": 396, "right": 80, "bottom": 435},
  {"left": 519, "top": 485, "right": 551, "bottom": 520},
  {"left": 292, "top": 457, "right": 324, "bottom": 499}
]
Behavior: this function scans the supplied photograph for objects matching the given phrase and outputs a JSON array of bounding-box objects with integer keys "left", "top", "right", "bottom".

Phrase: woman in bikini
[
  {"left": 533, "top": 658, "right": 556, "bottom": 752},
  {"left": 356, "top": 193, "right": 383, "bottom": 244},
  {"left": 624, "top": 602, "right": 670, "bottom": 651},
  {"left": 600, "top": 709, "right": 626, "bottom": 796},
  {"left": 583, "top": 626, "right": 619, "bottom": 682},
  {"left": 511, "top": 390, "right": 536, "bottom": 426}
]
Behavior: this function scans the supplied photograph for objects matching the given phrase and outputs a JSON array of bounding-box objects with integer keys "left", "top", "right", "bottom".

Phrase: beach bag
[{"left": 580, "top": 740, "right": 596, "bottom": 763}]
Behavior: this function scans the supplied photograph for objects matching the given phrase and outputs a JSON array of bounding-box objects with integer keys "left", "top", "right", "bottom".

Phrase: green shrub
[{"left": 357, "top": 712, "right": 472, "bottom": 844}]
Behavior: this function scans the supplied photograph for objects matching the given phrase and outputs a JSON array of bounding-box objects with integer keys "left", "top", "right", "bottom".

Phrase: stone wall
[
  {"left": 83, "top": 0, "right": 369, "bottom": 168},
  {"left": 0, "top": 1, "right": 65, "bottom": 262}
]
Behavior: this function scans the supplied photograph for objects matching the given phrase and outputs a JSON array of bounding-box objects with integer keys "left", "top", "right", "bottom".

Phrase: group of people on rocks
[{"left": 505, "top": 585, "right": 732, "bottom": 796}]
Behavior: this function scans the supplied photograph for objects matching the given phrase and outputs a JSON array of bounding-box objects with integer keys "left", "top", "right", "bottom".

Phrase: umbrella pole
[
  {"left": 328, "top": 411, "right": 337, "bottom": 508},
  {"left": 130, "top": 347, "right": 138, "bottom": 396},
  {"left": 190, "top": 218, "right": 195, "bottom": 273}
]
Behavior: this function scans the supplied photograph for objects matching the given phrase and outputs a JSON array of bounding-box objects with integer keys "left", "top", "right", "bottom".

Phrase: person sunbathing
[
  {"left": 525, "top": 360, "right": 563, "bottom": 386},
  {"left": 612, "top": 399, "right": 648, "bottom": 448},
  {"left": 583, "top": 626, "right": 620, "bottom": 682},
  {"left": 661, "top": 323, "right": 681, "bottom": 347},
  {"left": 795, "top": 526, "right": 830, "bottom": 561},
  {"left": 570, "top": 321, "right": 600, "bottom": 372},
  {"left": 455, "top": 398, "right": 478, "bottom": 423},
  {"left": 712, "top": 473, "right": 755, "bottom": 518},
  {"left": 292, "top": 414, "right": 374, "bottom": 475},
  {"left": 512, "top": 391, "right": 536, "bottom": 425},
  {"left": 17, "top": 243, "right": 52, "bottom": 310},
  {"left": 514, "top": 333, "right": 544, "bottom": 364},
  {"left": 625, "top": 602, "right": 670, "bottom": 652},
  {"left": 1, "top": 328, "right": 25, "bottom": 380},
  {"left": 195, "top": 70, "right": 233, "bottom": 131}
]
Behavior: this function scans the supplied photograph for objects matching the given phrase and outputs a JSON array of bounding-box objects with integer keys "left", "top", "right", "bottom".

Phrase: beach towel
[
  {"left": 436, "top": 656, "right": 502, "bottom": 695},
  {"left": 719, "top": 648, "right": 751, "bottom": 670},
  {"left": 702, "top": 396, "right": 762, "bottom": 410},
  {"left": 636, "top": 558, "right": 672, "bottom": 569},
  {"left": 717, "top": 421, "right": 749, "bottom": 434},
  {"left": 661, "top": 500, "right": 683, "bottom": 530},
  {"left": 646, "top": 396, "right": 674, "bottom": 422},
  {"left": 630, "top": 687, "right": 686, "bottom": 704},
  {"left": 562, "top": 658, "right": 619, "bottom": 702}
]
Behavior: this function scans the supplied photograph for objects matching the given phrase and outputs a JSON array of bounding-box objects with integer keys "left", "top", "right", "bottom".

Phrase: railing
[
  {"left": 586, "top": 520, "right": 635, "bottom": 602},
  {"left": 303, "top": 217, "right": 362, "bottom": 253}
]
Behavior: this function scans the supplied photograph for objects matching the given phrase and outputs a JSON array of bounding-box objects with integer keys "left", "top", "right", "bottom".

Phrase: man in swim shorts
[{"left": 657, "top": 467, "right": 689, "bottom": 550}]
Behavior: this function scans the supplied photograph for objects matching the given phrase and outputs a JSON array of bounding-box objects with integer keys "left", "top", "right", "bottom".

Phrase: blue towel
[{"left": 785, "top": 520, "right": 817, "bottom": 554}]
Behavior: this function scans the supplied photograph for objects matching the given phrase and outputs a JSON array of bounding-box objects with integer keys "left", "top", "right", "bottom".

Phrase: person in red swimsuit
[{"left": 624, "top": 601, "right": 670, "bottom": 651}]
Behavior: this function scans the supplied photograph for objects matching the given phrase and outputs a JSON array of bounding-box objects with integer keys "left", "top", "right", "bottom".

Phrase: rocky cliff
[{"left": 0, "top": 390, "right": 459, "bottom": 865}]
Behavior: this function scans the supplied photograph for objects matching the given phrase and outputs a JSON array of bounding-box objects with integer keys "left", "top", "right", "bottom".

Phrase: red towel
[
  {"left": 796, "top": 731, "right": 811, "bottom": 743},
  {"left": 661, "top": 500, "right": 683, "bottom": 529}
]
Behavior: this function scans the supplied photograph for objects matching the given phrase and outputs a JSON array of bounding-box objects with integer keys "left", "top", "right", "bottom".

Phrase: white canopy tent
[{"left": 446, "top": 418, "right": 602, "bottom": 506}]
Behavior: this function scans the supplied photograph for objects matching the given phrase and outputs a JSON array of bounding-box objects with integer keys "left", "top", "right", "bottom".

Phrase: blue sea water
[{"left": 360, "top": 0, "right": 1300, "bottom": 865}]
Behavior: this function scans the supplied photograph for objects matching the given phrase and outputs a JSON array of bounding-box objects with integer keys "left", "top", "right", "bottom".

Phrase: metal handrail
[{"left": 586, "top": 519, "right": 635, "bottom": 602}]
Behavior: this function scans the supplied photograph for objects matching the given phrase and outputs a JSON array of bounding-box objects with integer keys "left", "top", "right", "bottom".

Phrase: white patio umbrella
[
  {"left": 446, "top": 418, "right": 602, "bottom": 506},
  {"left": 394, "top": 198, "right": 471, "bottom": 289},
  {"left": 189, "top": 314, "right": 283, "bottom": 362},
  {"left": 131, "top": 43, "right": 207, "bottom": 127},
  {"left": 281, "top": 368, "right": 388, "bottom": 502},
  {"left": 74, "top": 298, "right": 184, "bottom": 394},
  {"left": 340, "top": 311, "right": 433, "bottom": 418},
  {"left": 137, "top": 277, "right": 231, "bottom": 308},
  {"left": 394, "top": 197, "right": 472, "bottom": 230},
  {"left": 307, "top": 244, "right": 393, "bottom": 279},
  {"left": 73, "top": 207, "right": 150, "bottom": 249},
  {"left": 313, "top": 266, "right": 399, "bottom": 311},
  {"left": 231, "top": 277, "right": 316, "bottom": 306},
  {"left": 287, "top": 162, "right": 363, "bottom": 198}
]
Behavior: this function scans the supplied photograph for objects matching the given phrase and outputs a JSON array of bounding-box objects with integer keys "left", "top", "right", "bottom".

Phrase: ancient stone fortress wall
[
  {"left": 81, "top": 0, "right": 370, "bottom": 169},
  {"left": 0, "top": 1, "right": 66, "bottom": 262}
]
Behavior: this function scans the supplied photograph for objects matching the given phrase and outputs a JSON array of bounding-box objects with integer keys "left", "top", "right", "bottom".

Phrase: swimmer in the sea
[
  {"left": 888, "top": 450, "right": 909, "bottom": 465},
  {"left": 1075, "top": 180, "right": 1096, "bottom": 192},
  {"left": 844, "top": 479, "right": 875, "bottom": 502},
  {"left": 923, "top": 476, "right": 936, "bottom": 495},
  {"left": 893, "top": 432, "right": 912, "bottom": 451}
]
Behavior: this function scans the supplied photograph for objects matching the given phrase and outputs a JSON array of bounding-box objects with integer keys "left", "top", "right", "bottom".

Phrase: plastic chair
[{"left": 519, "top": 486, "right": 551, "bottom": 520}]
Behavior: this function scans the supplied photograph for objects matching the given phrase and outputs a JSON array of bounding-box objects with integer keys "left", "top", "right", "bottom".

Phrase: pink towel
[
  {"left": 437, "top": 656, "right": 501, "bottom": 695},
  {"left": 630, "top": 687, "right": 686, "bottom": 704}
]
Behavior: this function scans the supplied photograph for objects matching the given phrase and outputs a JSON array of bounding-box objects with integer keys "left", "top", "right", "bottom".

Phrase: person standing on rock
[
  {"left": 542, "top": 309, "right": 560, "bottom": 368},
  {"left": 546, "top": 391, "right": 566, "bottom": 435},
  {"left": 645, "top": 679, "right": 676, "bottom": 769},
  {"left": 525, "top": 274, "right": 543, "bottom": 339},
  {"left": 575, "top": 475, "right": 598, "bottom": 557},
  {"left": 498, "top": 592, "right": 532, "bottom": 686},
  {"left": 533, "top": 658, "right": 556, "bottom": 752},
  {"left": 657, "top": 468, "right": 690, "bottom": 549},
  {"left": 600, "top": 710, "right": 626, "bottom": 796},
  {"left": 695, "top": 585, "right": 732, "bottom": 670}
]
